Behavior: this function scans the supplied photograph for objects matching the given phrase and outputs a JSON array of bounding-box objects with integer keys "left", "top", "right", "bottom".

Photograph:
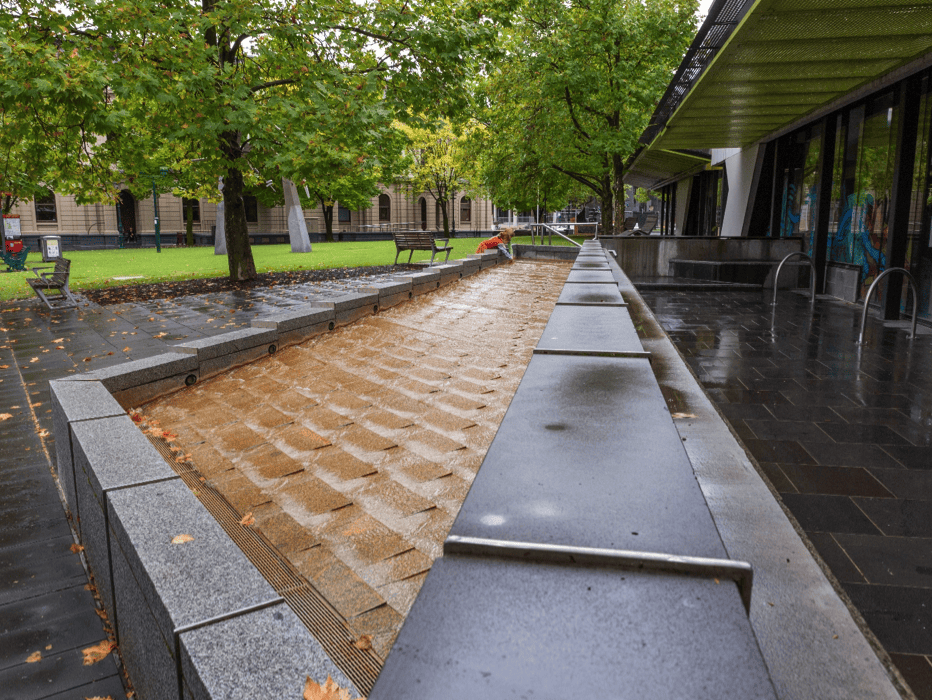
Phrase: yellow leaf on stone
[
  {"left": 51, "top": 338, "right": 64, "bottom": 343},
  {"left": 0, "top": 414, "right": 12, "bottom": 421},
  {"left": 239, "top": 512, "right": 255, "bottom": 526},
  {"left": 171, "top": 534, "right": 194, "bottom": 544},
  {"left": 70, "top": 543, "right": 84, "bottom": 553},
  {"left": 26, "top": 651, "right": 41, "bottom": 663},
  {"left": 353, "top": 634, "right": 373, "bottom": 651},
  {"left": 303, "top": 675, "right": 357, "bottom": 700},
  {"left": 81, "top": 640, "right": 115, "bottom": 665}
]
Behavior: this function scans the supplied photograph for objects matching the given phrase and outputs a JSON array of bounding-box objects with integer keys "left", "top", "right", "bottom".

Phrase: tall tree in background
[
  {"left": 399, "top": 118, "right": 479, "bottom": 236},
  {"left": 1, "top": 0, "right": 496, "bottom": 279},
  {"left": 472, "top": 0, "right": 696, "bottom": 235}
]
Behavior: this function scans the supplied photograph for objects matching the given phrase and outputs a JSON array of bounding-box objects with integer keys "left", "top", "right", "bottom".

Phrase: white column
[
  {"left": 283, "top": 178, "right": 312, "bottom": 253},
  {"left": 214, "top": 178, "right": 226, "bottom": 255}
]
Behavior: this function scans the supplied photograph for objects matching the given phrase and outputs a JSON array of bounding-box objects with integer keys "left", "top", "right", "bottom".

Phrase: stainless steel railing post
[
  {"left": 772, "top": 252, "right": 816, "bottom": 309},
  {"left": 858, "top": 267, "right": 919, "bottom": 344}
]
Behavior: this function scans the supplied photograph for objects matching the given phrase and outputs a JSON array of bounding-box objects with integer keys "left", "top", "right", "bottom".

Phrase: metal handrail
[
  {"left": 772, "top": 252, "right": 816, "bottom": 309},
  {"left": 858, "top": 267, "right": 918, "bottom": 344},
  {"left": 528, "top": 223, "right": 583, "bottom": 248}
]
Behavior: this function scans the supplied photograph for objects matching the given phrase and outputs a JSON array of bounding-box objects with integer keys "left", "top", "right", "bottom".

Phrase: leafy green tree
[
  {"left": 473, "top": 0, "right": 697, "bottom": 235},
  {"left": 398, "top": 118, "right": 480, "bottom": 236},
  {"left": 1, "top": 0, "right": 496, "bottom": 279}
]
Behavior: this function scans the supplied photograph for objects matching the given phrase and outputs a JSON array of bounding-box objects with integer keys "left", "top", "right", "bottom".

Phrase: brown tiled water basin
[{"left": 142, "top": 261, "right": 571, "bottom": 667}]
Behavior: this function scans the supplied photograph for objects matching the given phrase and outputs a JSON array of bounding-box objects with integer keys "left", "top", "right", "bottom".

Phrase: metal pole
[
  {"left": 859, "top": 267, "right": 919, "bottom": 344},
  {"left": 152, "top": 178, "right": 161, "bottom": 253}
]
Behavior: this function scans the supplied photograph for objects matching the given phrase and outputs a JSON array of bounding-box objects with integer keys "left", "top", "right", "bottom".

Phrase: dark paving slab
[{"left": 641, "top": 284, "right": 932, "bottom": 693}]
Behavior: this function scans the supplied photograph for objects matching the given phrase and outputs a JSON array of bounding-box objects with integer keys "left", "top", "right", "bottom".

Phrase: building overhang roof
[{"left": 651, "top": 0, "right": 932, "bottom": 152}]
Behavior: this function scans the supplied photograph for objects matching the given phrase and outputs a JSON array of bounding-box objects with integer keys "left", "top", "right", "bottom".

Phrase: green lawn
[{"left": 0, "top": 235, "right": 585, "bottom": 302}]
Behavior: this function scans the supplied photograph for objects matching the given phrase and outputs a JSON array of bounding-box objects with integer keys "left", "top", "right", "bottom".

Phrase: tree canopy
[
  {"left": 470, "top": 0, "right": 697, "bottom": 234},
  {"left": 1, "top": 0, "right": 499, "bottom": 278}
]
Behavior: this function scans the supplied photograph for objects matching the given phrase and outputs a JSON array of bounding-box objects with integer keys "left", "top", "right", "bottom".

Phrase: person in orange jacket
[{"left": 476, "top": 229, "right": 514, "bottom": 261}]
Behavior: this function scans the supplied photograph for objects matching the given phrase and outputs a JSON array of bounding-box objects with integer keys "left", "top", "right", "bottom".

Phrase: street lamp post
[{"left": 152, "top": 168, "right": 167, "bottom": 253}]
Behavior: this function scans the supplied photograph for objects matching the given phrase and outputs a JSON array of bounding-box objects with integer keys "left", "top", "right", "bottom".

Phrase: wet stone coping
[
  {"left": 47, "top": 253, "right": 512, "bottom": 700},
  {"left": 369, "top": 241, "right": 779, "bottom": 699}
]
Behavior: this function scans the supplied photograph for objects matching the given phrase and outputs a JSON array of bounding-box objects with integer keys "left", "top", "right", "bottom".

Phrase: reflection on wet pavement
[
  {"left": 640, "top": 286, "right": 932, "bottom": 700},
  {"left": 144, "top": 261, "right": 571, "bottom": 659}
]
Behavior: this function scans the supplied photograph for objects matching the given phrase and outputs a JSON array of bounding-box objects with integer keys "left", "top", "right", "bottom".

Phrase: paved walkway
[
  {"left": 638, "top": 284, "right": 932, "bottom": 700},
  {"left": 0, "top": 270, "right": 409, "bottom": 700}
]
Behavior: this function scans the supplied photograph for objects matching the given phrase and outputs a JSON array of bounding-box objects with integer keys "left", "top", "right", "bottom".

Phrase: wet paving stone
[{"left": 640, "top": 285, "right": 932, "bottom": 677}]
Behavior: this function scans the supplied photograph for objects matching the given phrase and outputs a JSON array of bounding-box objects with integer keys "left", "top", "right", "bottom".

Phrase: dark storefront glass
[
  {"left": 778, "top": 124, "right": 822, "bottom": 255},
  {"left": 909, "top": 76, "right": 932, "bottom": 319},
  {"left": 827, "top": 91, "right": 898, "bottom": 298}
]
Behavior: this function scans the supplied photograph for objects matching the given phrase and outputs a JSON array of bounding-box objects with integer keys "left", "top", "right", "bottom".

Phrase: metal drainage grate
[{"left": 147, "top": 435, "right": 382, "bottom": 695}]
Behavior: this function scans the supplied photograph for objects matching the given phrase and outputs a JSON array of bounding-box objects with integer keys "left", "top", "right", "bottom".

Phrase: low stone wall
[
  {"left": 49, "top": 253, "right": 510, "bottom": 700},
  {"left": 601, "top": 235, "right": 804, "bottom": 278}
]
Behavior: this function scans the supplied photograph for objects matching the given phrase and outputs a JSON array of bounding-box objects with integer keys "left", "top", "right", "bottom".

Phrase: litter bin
[
  {"left": 40, "top": 235, "right": 62, "bottom": 262},
  {"left": 3, "top": 215, "right": 22, "bottom": 253}
]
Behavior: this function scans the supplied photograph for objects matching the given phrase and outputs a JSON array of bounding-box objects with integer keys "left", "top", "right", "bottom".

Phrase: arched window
[
  {"left": 34, "top": 189, "right": 57, "bottom": 222},
  {"left": 378, "top": 194, "right": 391, "bottom": 222},
  {"left": 419, "top": 197, "right": 427, "bottom": 230},
  {"left": 460, "top": 196, "right": 471, "bottom": 223}
]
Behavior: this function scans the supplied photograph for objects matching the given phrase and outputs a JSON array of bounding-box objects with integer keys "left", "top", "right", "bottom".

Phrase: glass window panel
[{"left": 34, "top": 190, "right": 57, "bottom": 222}]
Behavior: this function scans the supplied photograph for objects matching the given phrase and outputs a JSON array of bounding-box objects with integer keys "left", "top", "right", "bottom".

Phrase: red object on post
[{"left": 5, "top": 239, "right": 22, "bottom": 253}]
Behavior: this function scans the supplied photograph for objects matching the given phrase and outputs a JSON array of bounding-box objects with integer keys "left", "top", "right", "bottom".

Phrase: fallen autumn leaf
[
  {"left": 171, "top": 534, "right": 194, "bottom": 544},
  {"left": 82, "top": 640, "right": 116, "bottom": 665},
  {"left": 26, "top": 651, "right": 41, "bottom": 663},
  {"left": 303, "top": 675, "right": 358, "bottom": 700}
]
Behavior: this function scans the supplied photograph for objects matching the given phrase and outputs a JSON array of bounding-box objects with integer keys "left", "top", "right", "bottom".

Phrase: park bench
[
  {"left": 27, "top": 257, "right": 79, "bottom": 309},
  {"left": 2, "top": 245, "right": 29, "bottom": 272},
  {"left": 392, "top": 230, "right": 453, "bottom": 266}
]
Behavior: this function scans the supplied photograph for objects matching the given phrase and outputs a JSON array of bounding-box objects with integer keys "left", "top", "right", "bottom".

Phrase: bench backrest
[
  {"left": 48, "top": 258, "right": 71, "bottom": 286},
  {"left": 393, "top": 230, "right": 438, "bottom": 247}
]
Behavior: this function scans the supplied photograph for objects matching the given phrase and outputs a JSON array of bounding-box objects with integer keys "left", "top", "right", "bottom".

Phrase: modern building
[
  {"left": 6, "top": 182, "right": 495, "bottom": 245},
  {"left": 625, "top": 0, "right": 932, "bottom": 322}
]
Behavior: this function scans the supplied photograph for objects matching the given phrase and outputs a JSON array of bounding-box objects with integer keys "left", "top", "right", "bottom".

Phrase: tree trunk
[
  {"left": 317, "top": 197, "right": 335, "bottom": 242},
  {"left": 438, "top": 200, "right": 450, "bottom": 236},
  {"left": 223, "top": 166, "right": 257, "bottom": 281},
  {"left": 185, "top": 200, "right": 194, "bottom": 246}
]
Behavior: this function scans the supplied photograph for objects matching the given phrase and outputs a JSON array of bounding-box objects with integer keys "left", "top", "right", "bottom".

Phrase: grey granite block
[
  {"left": 370, "top": 555, "right": 776, "bottom": 700},
  {"left": 460, "top": 258, "right": 480, "bottom": 274},
  {"left": 360, "top": 279, "right": 413, "bottom": 297},
  {"left": 71, "top": 414, "right": 179, "bottom": 619},
  {"left": 513, "top": 245, "right": 580, "bottom": 261},
  {"left": 536, "top": 306, "right": 643, "bottom": 355},
  {"left": 111, "top": 543, "right": 181, "bottom": 700},
  {"left": 308, "top": 291, "right": 379, "bottom": 314},
  {"left": 78, "top": 353, "right": 199, "bottom": 393},
  {"left": 279, "top": 321, "right": 333, "bottom": 347},
  {"left": 555, "top": 283, "right": 625, "bottom": 306},
  {"left": 566, "top": 269, "right": 617, "bottom": 284},
  {"left": 180, "top": 604, "right": 361, "bottom": 700},
  {"left": 334, "top": 303, "right": 377, "bottom": 327},
  {"left": 448, "top": 354, "right": 727, "bottom": 559},
  {"left": 406, "top": 269, "right": 441, "bottom": 284},
  {"left": 252, "top": 306, "right": 334, "bottom": 333},
  {"left": 49, "top": 380, "right": 125, "bottom": 514},
  {"left": 174, "top": 328, "right": 277, "bottom": 361},
  {"left": 107, "top": 479, "right": 279, "bottom": 644},
  {"left": 112, "top": 371, "right": 199, "bottom": 408},
  {"left": 377, "top": 290, "right": 414, "bottom": 309},
  {"left": 472, "top": 252, "right": 498, "bottom": 268},
  {"left": 198, "top": 345, "right": 273, "bottom": 379},
  {"left": 572, "top": 261, "right": 610, "bottom": 271}
]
